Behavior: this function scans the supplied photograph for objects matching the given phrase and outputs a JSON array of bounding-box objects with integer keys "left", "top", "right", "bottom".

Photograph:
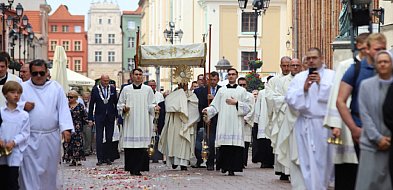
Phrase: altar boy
[{"left": 0, "top": 81, "right": 30, "bottom": 190}]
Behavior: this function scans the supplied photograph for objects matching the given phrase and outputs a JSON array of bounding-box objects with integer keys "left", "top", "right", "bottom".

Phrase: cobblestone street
[{"left": 61, "top": 153, "right": 291, "bottom": 190}]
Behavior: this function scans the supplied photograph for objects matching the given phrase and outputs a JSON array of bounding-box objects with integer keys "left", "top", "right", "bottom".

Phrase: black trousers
[
  {"left": 0, "top": 165, "right": 19, "bottom": 190},
  {"left": 243, "top": 142, "right": 250, "bottom": 166},
  {"left": 95, "top": 116, "right": 115, "bottom": 161},
  {"left": 335, "top": 143, "right": 360, "bottom": 190}
]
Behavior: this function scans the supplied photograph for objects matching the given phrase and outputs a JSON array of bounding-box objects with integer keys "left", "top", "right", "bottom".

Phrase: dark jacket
[
  {"left": 88, "top": 85, "right": 118, "bottom": 121},
  {"left": 194, "top": 85, "right": 221, "bottom": 129}
]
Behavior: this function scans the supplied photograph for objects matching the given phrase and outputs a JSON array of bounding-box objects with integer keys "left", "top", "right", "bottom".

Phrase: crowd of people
[{"left": 0, "top": 32, "right": 392, "bottom": 190}]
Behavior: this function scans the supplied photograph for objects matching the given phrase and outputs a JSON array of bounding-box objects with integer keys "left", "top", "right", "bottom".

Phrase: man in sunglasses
[
  {"left": 0, "top": 54, "right": 22, "bottom": 107},
  {"left": 19, "top": 59, "right": 73, "bottom": 190}
]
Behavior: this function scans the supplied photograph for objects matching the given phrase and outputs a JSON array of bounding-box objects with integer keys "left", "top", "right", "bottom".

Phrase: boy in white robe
[
  {"left": 0, "top": 81, "right": 30, "bottom": 190},
  {"left": 285, "top": 48, "right": 335, "bottom": 190}
]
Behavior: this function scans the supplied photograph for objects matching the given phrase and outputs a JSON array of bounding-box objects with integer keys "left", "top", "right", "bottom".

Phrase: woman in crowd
[
  {"left": 63, "top": 90, "right": 87, "bottom": 166},
  {"left": 356, "top": 50, "right": 393, "bottom": 190}
]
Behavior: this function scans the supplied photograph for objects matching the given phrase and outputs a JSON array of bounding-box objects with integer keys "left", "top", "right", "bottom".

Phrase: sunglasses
[
  {"left": 239, "top": 84, "right": 247, "bottom": 86},
  {"left": 31, "top": 71, "right": 46, "bottom": 77},
  {"left": 67, "top": 96, "right": 75, "bottom": 99}
]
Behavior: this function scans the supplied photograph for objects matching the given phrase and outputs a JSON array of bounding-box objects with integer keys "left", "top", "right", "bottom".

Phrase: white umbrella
[{"left": 52, "top": 46, "right": 69, "bottom": 92}]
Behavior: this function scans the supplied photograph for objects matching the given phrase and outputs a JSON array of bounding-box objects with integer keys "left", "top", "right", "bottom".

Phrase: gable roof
[{"left": 49, "top": 5, "right": 84, "bottom": 21}]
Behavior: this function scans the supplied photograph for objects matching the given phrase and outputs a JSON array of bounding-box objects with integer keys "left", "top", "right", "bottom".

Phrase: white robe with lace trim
[{"left": 205, "top": 85, "right": 252, "bottom": 147}]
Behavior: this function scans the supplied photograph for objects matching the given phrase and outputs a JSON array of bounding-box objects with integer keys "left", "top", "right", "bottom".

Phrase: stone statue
[{"left": 337, "top": 0, "right": 350, "bottom": 39}]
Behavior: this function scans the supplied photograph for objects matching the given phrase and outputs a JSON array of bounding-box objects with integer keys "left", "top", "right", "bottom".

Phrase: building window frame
[
  {"left": 51, "top": 25, "right": 57, "bottom": 32},
  {"left": 62, "top": 40, "right": 70, "bottom": 51},
  {"left": 95, "top": 34, "right": 102, "bottom": 44},
  {"left": 98, "top": 18, "right": 102, "bottom": 25},
  {"left": 50, "top": 40, "right": 57, "bottom": 51},
  {"left": 95, "top": 51, "right": 102, "bottom": 62},
  {"left": 108, "top": 34, "right": 115, "bottom": 44},
  {"left": 240, "top": 51, "right": 258, "bottom": 71},
  {"left": 74, "top": 59, "right": 82, "bottom": 72},
  {"left": 74, "top": 41, "right": 81, "bottom": 51},
  {"left": 108, "top": 51, "right": 115, "bottom": 62},
  {"left": 62, "top": 25, "right": 69, "bottom": 32}
]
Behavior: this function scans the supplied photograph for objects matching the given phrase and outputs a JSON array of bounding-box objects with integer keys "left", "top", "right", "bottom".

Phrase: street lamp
[
  {"left": 0, "top": 0, "right": 14, "bottom": 51},
  {"left": 215, "top": 57, "right": 232, "bottom": 81},
  {"left": 163, "top": 21, "right": 183, "bottom": 44},
  {"left": 163, "top": 22, "right": 183, "bottom": 91},
  {"left": 238, "top": 0, "right": 270, "bottom": 59}
]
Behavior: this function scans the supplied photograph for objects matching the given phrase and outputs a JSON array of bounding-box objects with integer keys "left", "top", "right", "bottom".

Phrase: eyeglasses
[
  {"left": 291, "top": 64, "right": 301, "bottom": 67},
  {"left": 239, "top": 84, "right": 247, "bottom": 87},
  {"left": 31, "top": 71, "right": 46, "bottom": 77},
  {"left": 67, "top": 96, "right": 75, "bottom": 99}
]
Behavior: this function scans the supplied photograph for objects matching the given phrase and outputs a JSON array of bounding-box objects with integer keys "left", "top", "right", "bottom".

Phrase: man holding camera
[{"left": 285, "top": 48, "right": 335, "bottom": 190}]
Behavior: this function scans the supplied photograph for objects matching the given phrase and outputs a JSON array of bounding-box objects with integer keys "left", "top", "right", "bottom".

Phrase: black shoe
[
  {"left": 96, "top": 160, "right": 104, "bottom": 166},
  {"left": 172, "top": 164, "right": 178, "bottom": 169},
  {"left": 134, "top": 171, "right": 142, "bottom": 176},
  {"left": 221, "top": 169, "right": 227, "bottom": 174},
  {"left": 106, "top": 160, "right": 112, "bottom": 165},
  {"left": 191, "top": 164, "right": 200, "bottom": 168},
  {"left": 228, "top": 171, "right": 235, "bottom": 176},
  {"left": 207, "top": 165, "right": 214, "bottom": 171},
  {"left": 180, "top": 166, "right": 187, "bottom": 171},
  {"left": 280, "top": 174, "right": 289, "bottom": 181},
  {"left": 69, "top": 161, "right": 76, "bottom": 166},
  {"left": 163, "top": 161, "right": 166, "bottom": 165},
  {"left": 152, "top": 160, "right": 159, "bottom": 163},
  {"left": 261, "top": 164, "right": 274, "bottom": 168}
]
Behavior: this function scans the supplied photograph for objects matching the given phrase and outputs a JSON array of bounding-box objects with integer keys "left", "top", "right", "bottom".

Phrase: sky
[{"left": 46, "top": 0, "right": 139, "bottom": 16}]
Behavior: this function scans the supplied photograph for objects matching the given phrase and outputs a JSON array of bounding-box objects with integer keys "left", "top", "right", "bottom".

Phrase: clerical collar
[
  {"left": 133, "top": 83, "right": 142, "bottom": 89},
  {"left": 0, "top": 73, "right": 7, "bottom": 85},
  {"left": 226, "top": 84, "right": 238, "bottom": 88}
]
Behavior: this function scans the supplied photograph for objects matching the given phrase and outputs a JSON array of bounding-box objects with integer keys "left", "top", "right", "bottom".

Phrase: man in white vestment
[
  {"left": 158, "top": 79, "right": 199, "bottom": 170},
  {"left": 117, "top": 68, "right": 156, "bottom": 176},
  {"left": 0, "top": 55, "right": 22, "bottom": 107},
  {"left": 238, "top": 77, "right": 255, "bottom": 168},
  {"left": 265, "top": 56, "right": 291, "bottom": 180},
  {"left": 19, "top": 59, "right": 73, "bottom": 190},
  {"left": 20, "top": 63, "right": 30, "bottom": 82},
  {"left": 285, "top": 48, "right": 335, "bottom": 190},
  {"left": 203, "top": 68, "right": 252, "bottom": 176},
  {"left": 275, "top": 58, "right": 306, "bottom": 189},
  {"left": 253, "top": 76, "right": 275, "bottom": 168}
]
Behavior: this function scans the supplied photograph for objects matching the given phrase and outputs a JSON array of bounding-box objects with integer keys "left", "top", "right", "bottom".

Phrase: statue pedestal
[{"left": 331, "top": 40, "right": 353, "bottom": 69}]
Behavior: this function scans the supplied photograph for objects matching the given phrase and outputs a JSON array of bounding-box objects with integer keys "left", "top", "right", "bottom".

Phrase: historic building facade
[
  {"left": 87, "top": 1, "right": 122, "bottom": 84},
  {"left": 121, "top": 8, "right": 141, "bottom": 84},
  {"left": 48, "top": 5, "right": 88, "bottom": 75}
]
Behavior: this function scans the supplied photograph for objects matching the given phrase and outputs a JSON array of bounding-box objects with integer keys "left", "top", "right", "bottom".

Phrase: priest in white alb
[
  {"left": 117, "top": 68, "right": 156, "bottom": 176},
  {"left": 159, "top": 67, "right": 199, "bottom": 170},
  {"left": 285, "top": 48, "right": 335, "bottom": 190},
  {"left": 275, "top": 58, "right": 306, "bottom": 189},
  {"left": 0, "top": 55, "right": 22, "bottom": 107},
  {"left": 202, "top": 68, "right": 252, "bottom": 176},
  {"left": 265, "top": 56, "right": 291, "bottom": 179},
  {"left": 19, "top": 60, "right": 73, "bottom": 190},
  {"left": 252, "top": 76, "right": 275, "bottom": 168}
]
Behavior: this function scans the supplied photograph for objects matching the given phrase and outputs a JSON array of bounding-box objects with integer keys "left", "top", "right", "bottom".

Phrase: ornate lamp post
[
  {"left": 238, "top": 0, "right": 270, "bottom": 59},
  {"left": 0, "top": 0, "right": 14, "bottom": 51},
  {"left": 215, "top": 57, "right": 232, "bottom": 81},
  {"left": 163, "top": 21, "right": 184, "bottom": 91}
]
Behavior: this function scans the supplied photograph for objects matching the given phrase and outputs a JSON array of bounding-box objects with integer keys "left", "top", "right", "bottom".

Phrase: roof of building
[
  {"left": 24, "top": 11, "right": 41, "bottom": 33},
  {"left": 49, "top": 5, "right": 84, "bottom": 21},
  {"left": 123, "top": 6, "right": 142, "bottom": 15}
]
